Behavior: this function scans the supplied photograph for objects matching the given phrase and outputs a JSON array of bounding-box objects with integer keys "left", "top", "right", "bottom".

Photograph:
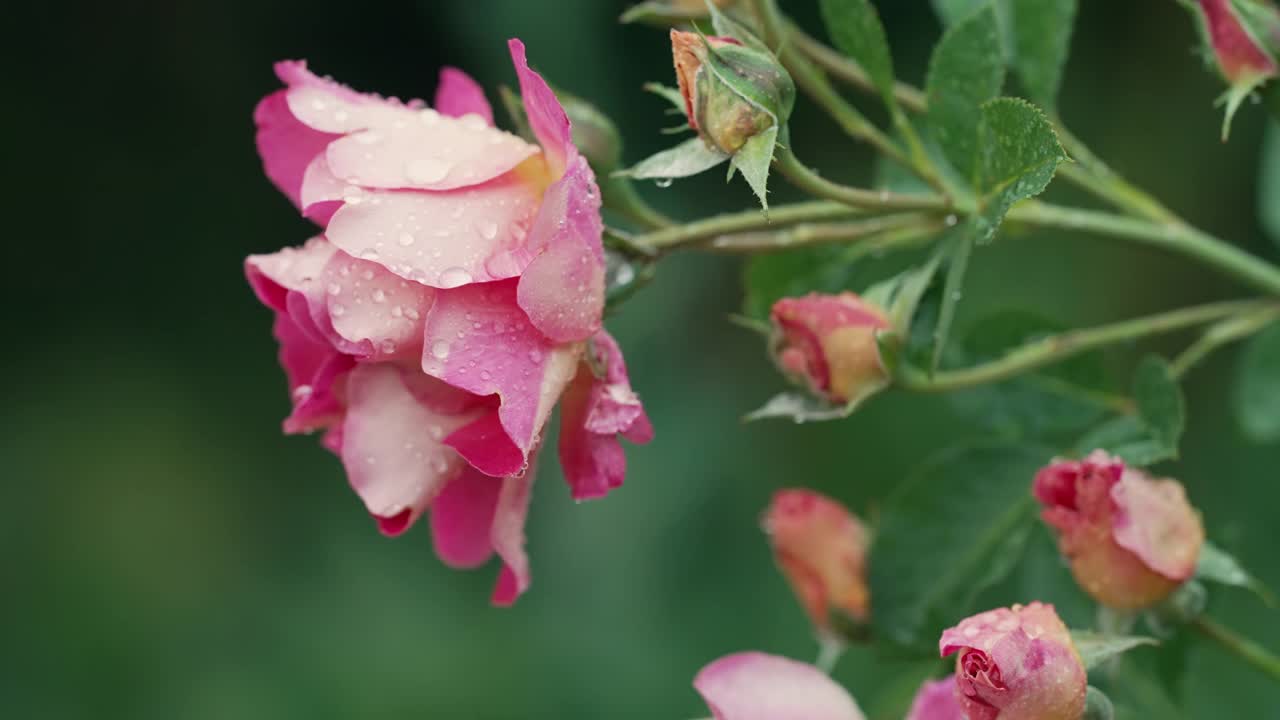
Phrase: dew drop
[
  {"left": 460, "top": 113, "right": 487, "bottom": 131},
  {"left": 438, "top": 267, "right": 474, "bottom": 288},
  {"left": 354, "top": 130, "right": 380, "bottom": 145},
  {"left": 405, "top": 157, "right": 452, "bottom": 184},
  {"left": 360, "top": 249, "right": 380, "bottom": 261},
  {"left": 380, "top": 339, "right": 398, "bottom": 354},
  {"left": 654, "top": 178, "right": 674, "bottom": 188},
  {"left": 405, "top": 308, "right": 421, "bottom": 321},
  {"left": 419, "top": 108, "right": 441, "bottom": 125},
  {"left": 331, "top": 303, "right": 346, "bottom": 317},
  {"left": 527, "top": 349, "right": 543, "bottom": 363},
  {"left": 430, "top": 339, "right": 451, "bottom": 360},
  {"left": 327, "top": 283, "right": 341, "bottom": 296},
  {"left": 391, "top": 305, "right": 404, "bottom": 318},
  {"left": 292, "top": 384, "right": 313, "bottom": 401},
  {"left": 398, "top": 232, "right": 416, "bottom": 247},
  {"left": 372, "top": 289, "right": 386, "bottom": 303},
  {"left": 478, "top": 221, "right": 498, "bottom": 240},
  {"left": 945, "top": 214, "right": 959, "bottom": 227},
  {"left": 480, "top": 370, "right": 492, "bottom": 381}
]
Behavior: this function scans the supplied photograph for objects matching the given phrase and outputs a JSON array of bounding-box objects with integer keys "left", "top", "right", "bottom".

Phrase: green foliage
[
  {"left": 1008, "top": 0, "right": 1078, "bottom": 111},
  {"left": 819, "top": 0, "right": 899, "bottom": 109},
  {"left": 1196, "top": 540, "right": 1278, "bottom": 606},
  {"left": 742, "top": 244, "right": 868, "bottom": 320},
  {"left": 730, "top": 126, "right": 779, "bottom": 210},
  {"left": 869, "top": 443, "right": 1051, "bottom": 651},
  {"left": 1259, "top": 121, "right": 1280, "bottom": 249},
  {"left": 614, "top": 137, "right": 728, "bottom": 180},
  {"left": 932, "top": 231, "right": 975, "bottom": 371},
  {"left": 1234, "top": 321, "right": 1280, "bottom": 442},
  {"left": 926, "top": 5, "right": 1006, "bottom": 183},
  {"left": 1076, "top": 356, "right": 1185, "bottom": 464},
  {"left": 974, "top": 98, "right": 1067, "bottom": 242},
  {"left": 1071, "top": 631, "right": 1159, "bottom": 670}
]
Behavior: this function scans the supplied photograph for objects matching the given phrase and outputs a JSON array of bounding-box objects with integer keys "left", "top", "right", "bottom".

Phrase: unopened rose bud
[
  {"left": 1189, "top": 0, "right": 1280, "bottom": 136},
  {"left": 769, "top": 293, "right": 891, "bottom": 406},
  {"left": 940, "top": 602, "right": 1087, "bottom": 720},
  {"left": 763, "top": 489, "right": 870, "bottom": 637},
  {"left": 1034, "top": 451, "right": 1205, "bottom": 609},
  {"left": 670, "top": 29, "right": 795, "bottom": 155}
]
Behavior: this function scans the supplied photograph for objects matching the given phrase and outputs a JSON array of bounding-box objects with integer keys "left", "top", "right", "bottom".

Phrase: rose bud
[
  {"left": 762, "top": 489, "right": 870, "bottom": 638},
  {"left": 1187, "top": 0, "right": 1280, "bottom": 137},
  {"left": 670, "top": 29, "right": 795, "bottom": 155},
  {"left": 1034, "top": 451, "right": 1204, "bottom": 609},
  {"left": 769, "top": 292, "right": 892, "bottom": 406},
  {"left": 694, "top": 652, "right": 866, "bottom": 720},
  {"left": 940, "top": 602, "right": 1087, "bottom": 720},
  {"left": 905, "top": 677, "right": 964, "bottom": 720}
]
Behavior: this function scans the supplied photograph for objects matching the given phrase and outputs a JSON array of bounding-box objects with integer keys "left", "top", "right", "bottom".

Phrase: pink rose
[
  {"left": 769, "top": 293, "right": 891, "bottom": 405},
  {"left": 762, "top": 489, "right": 870, "bottom": 635},
  {"left": 693, "top": 652, "right": 865, "bottom": 720},
  {"left": 1189, "top": 0, "right": 1280, "bottom": 135},
  {"left": 940, "top": 603, "right": 1086, "bottom": 720},
  {"left": 905, "top": 677, "right": 964, "bottom": 720},
  {"left": 1034, "top": 451, "right": 1204, "bottom": 609},
  {"left": 246, "top": 40, "right": 651, "bottom": 605}
]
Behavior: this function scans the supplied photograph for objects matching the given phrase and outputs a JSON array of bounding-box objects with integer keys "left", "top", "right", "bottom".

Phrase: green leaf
[
  {"left": 1234, "top": 321, "right": 1280, "bottom": 442},
  {"left": 1008, "top": 0, "right": 1078, "bottom": 111},
  {"left": 926, "top": 5, "right": 1006, "bottom": 182},
  {"left": 613, "top": 137, "right": 728, "bottom": 180},
  {"left": 974, "top": 98, "right": 1067, "bottom": 242},
  {"left": 745, "top": 379, "right": 887, "bottom": 422},
  {"left": 742, "top": 245, "right": 853, "bottom": 320},
  {"left": 1259, "top": 121, "right": 1280, "bottom": 251},
  {"left": 1071, "top": 631, "right": 1158, "bottom": 670},
  {"left": 642, "top": 82, "right": 687, "bottom": 113},
  {"left": 819, "top": 0, "right": 899, "bottom": 109},
  {"left": 706, "top": 0, "right": 770, "bottom": 53},
  {"left": 1196, "top": 540, "right": 1278, "bottom": 606},
  {"left": 1132, "top": 355, "right": 1185, "bottom": 453},
  {"left": 1075, "top": 415, "right": 1171, "bottom": 467},
  {"left": 730, "top": 125, "right": 778, "bottom": 210},
  {"left": 950, "top": 311, "right": 1115, "bottom": 441},
  {"left": 932, "top": 231, "right": 975, "bottom": 371},
  {"left": 870, "top": 443, "right": 1051, "bottom": 651}
]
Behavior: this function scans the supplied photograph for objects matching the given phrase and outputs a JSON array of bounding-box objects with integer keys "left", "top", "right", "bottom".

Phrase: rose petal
[
  {"left": 516, "top": 153, "right": 605, "bottom": 343},
  {"left": 1111, "top": 468, "right": 1203, "bottom": 581},
  {"left": 245, "top": 236, "right": 338, "bottom": 313},
  {"left": 339, "top": 364, "right": 480, "bottom": 534},
  {"left": 430, "top": 465, "right": 503, "bottom": 568},
  {"left": 316, "top": 250, "right": 434, "bottom": 361},
  {"left": 694, "top": 652, "right": 866, "bottom": 720},
  {"left": 508, "top": 39, "right": 572, "bottom": 178},
  {"left": 421, "top": 279, "right": 581, "bottom": 459},
  {"left": 254, "top": 89, "right": 338, "bottom": 209},
  {"left": 272, "top": 312, "right": 353, "bottom": 434},
  {"left": 435, "top": 67, "right": 494, "bottom": 124},
  {"left": 324, "top": 175, "right": 543, "bottom": 289},
  {"left": 491, "top": 463, "right": 536, "bottom": 606},
  {"left": 445, "top": 409, "right": 526, "bottom": 477},
  {"left": 905, "top": 678, "right": 964, "bottom": 720}
]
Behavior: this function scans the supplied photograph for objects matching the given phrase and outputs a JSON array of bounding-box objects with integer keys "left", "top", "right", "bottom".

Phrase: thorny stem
[
  {"left": 1192, "top": 616, "right": 1280, "bottom": 684},
  {"left": 898, "top": 300, "right": 1279, "bottom": 392}
]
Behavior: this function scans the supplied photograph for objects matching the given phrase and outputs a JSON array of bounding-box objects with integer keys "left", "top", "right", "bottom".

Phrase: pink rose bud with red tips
[
  {"left": 1034, "top": 451, "right": 1204, "bottom": 609},
  {"left": 769, "top": 292, "right": 892, "bottom": 406},
  {"left": 694, "top": 652, "right": 866, "bottom": 720},
  {"left": 763, "top": 489, "right": 871, "bottom": 636},
  {"left": 940, "top": 603, "right": 1087, "bottom": 720},
  {"left": 1188, "top": 0, "right": 1280, "bottom": 137}
]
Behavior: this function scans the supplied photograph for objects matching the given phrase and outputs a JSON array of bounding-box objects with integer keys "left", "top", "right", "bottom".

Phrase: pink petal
[
  {"left": 276, "top": 60, "right": 536, "bottom": 192},
  {"left": 339, "top": 364, "right": 481, "bottom": 534},
  {"left": 254, "top": 89, "right": 338, "bottom": 209},
  {"left": 421, "top": 279, "right": 582, "bottom": 460},
  {"left": 1111, "top": 468, "right": 1203, "bottom": 581},
  {"left": 445, "top": 410, "right": 526, "bottom": 477},
  {"left": 272, "top": 312, "right": 353, "bottom": 434},
  {"left": 694, "top": 652, "right": 866, "bottom": 720},
  {"left": 435, "top": 67, "right": 494, "bottom": 124},
  {"left": 430, "top": 465, "right": 503, "bottom": 568},
  {"left": 491, "top": 462, "right": 537, "bottom": 606},
  {"left": 245, "top": 236, "right": 338, "bottom": 313},
  {"left": 556, "top": 331, "right": 651, "bottom": 500},
  {"left": 315, "top": 250, "right": 435, "bottom": 361},
  {"left": 508, "top": 39, "right": 572, "bottom": 178},
  {"left": 905, "top": 678, "right": 964, "bottom": 720},
  {"left": 324, "top": 176, "right": 543, "bottom": 289},
  {"left": 516, "top": 153, "right": 606, "bottom": 343}
]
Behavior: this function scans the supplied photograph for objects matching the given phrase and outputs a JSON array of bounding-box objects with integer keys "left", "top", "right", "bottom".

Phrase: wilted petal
[
  {"left": 516, "top": 154, "right": 606, "bottom": 343},
  {"left": 339, "top": 364, "right": 480, "bottom": 535},
  {"left": 435, "top": 67, "right": 495, "bottom": 124},
  {"left": 324, "top": 174, "right": 544, "bottom": 289},
  {"left": 421, "top": 279, "right": 581, "bottom": 464},
  {"left": 694, "top": 652, "right": 866, "bottom": 720}
]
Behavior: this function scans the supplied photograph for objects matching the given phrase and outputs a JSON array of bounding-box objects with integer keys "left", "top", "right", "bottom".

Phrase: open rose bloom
[
  {"left": 246, "top": 40, "right": 650, "bottom": 604},
  {"left": 1034, "top": 450, "right": 1204, "bottom": 609},
  {"left": 940, "top": 603, "right": 1086, "bottom": 720},
  {"left": 693, "top": 652, "right": 865, "bottom": 720}
]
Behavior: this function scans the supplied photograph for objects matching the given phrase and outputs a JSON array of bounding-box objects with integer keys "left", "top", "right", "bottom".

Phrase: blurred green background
[{"left": 5, "top": 0, "right": 1279, "bottom": 717}]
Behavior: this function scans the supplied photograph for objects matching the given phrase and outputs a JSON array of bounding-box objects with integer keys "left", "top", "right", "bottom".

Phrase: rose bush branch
[{"left": 1192, "top": 615, "right": 1280, "bottom": 683}]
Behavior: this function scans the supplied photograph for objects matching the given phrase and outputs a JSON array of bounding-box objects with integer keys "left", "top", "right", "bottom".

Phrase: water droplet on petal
[
  {"left": 405, "top": 158, "right": 452, "bottom": 184},
  {"left": 430, "top": 339, "right": 451, "bottom": 360},
  {"left": 478, "top": 221, "right": 498, "bottom": 240},
  {"left": 380, "top": 339, "right": 398, "bottom": 354},
  {"left": 438, "top": 267, "right": 474, "bottom": 288},
  {"left": 391, "top": 305, "right": 404, "bottom": 318},
  {"left": 460, "top": 113, "right": 487, "bottom": 131},
  {"left": 331, "top": 303, "right": 346, "bottom": 317},
  {"left": 419, "top": 109, "right": 441, "bottom": 125},
  {"left": 398, "top": 232, "right": 416, "bottom": 247},
  {"left": 327, "top": 283, "right": 341, "bottom": 296},
  {"left": 372, "top": 289, "right": 386, "bottom": 303}
]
